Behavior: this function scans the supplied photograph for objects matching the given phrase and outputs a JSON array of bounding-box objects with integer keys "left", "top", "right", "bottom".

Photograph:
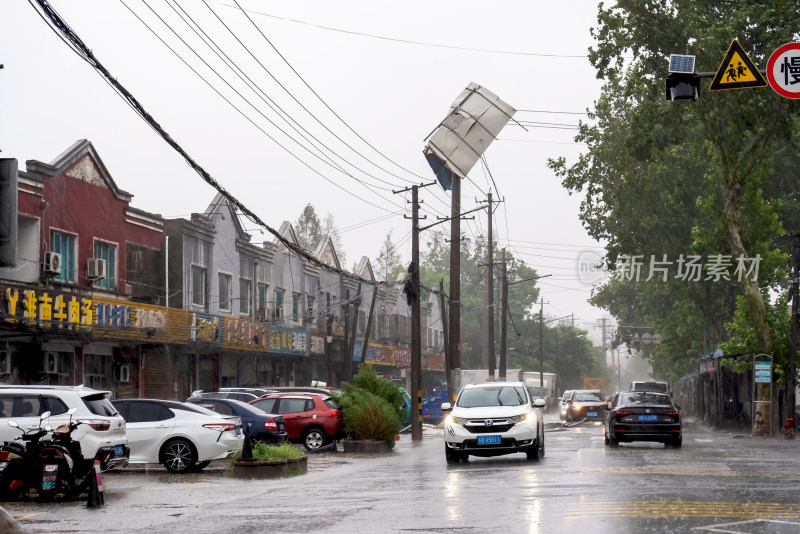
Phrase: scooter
[
  {"left": 38, "top": 408, "right": 91, "bottom": 501},
  {"left": 0, "top": 411, "right": 52, "bottom": 500}
]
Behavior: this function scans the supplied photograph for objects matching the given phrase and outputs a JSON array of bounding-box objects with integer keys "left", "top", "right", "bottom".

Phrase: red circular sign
[{"left": 767, "top": 42, "right": 800, "bottom": 98}]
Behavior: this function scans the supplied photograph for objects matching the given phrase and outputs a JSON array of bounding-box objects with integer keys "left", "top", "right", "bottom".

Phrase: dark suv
[
  {"left": 561, "top": 389, "right": 608, "bottom": 423},
  {"left": 250, "top": 393, "right": 343, "bottom": 451}
]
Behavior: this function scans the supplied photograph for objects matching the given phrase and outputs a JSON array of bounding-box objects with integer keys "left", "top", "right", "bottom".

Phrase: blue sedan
[{"left": 185, "top": 397, "right": 287, "bottom": 444}]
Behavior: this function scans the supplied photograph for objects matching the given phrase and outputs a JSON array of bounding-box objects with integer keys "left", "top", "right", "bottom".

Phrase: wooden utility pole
[
  {"left": 449, "top": 175, "right": 462, "bottom": 374},
  {"left": 539, "top": 298, "right": 544, "bottom": 386},
  {"left": 410, "top": 185, "right": 422, "bottom": 441},
  {"left": 486, "top": 191, "right": 495, "bottom": 380},
  {"left": 499, "top": 249, "right": 508, "bottom": 381}
]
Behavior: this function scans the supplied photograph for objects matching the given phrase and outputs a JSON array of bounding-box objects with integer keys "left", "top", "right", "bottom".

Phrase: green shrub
[
  {"left": 334, "top": 366, "right": 402, "bottom": 446},
  {"left": 235, "top": 442, "right": 305, "bottom": 461}
]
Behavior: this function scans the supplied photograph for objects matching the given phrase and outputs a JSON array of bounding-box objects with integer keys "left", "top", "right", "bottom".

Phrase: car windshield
[
  {"left": 574, "top": 391, "right": 605, "bottom": 402},
  {"left": 619, "top": 392, "right": 672, "bottom": 406},
  {"left": 457, "top": 386, "right": 527, "bottom": 408}
]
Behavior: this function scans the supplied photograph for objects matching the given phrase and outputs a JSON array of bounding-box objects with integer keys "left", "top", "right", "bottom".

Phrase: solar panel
[{"left": 669, "top": 54, "right": 695, "bottom": 74}]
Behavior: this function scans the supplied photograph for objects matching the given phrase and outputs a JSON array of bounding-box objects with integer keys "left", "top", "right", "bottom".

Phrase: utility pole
[
  {"left": 439, "top": 279, "right": 452, "bottom": 402},
  {"left": 449, "top": 174, "right": 462, "bottom": 376},
  {"left": 600, "top": 318, "right": 608, "bottom": 367},
  {"left": 394, "top": 182, "right": 437, "bottom": 441},
  {"left": 486, "top": 191, "right": 495, "bottom": 380},
  {"left": 539, "top": 298, "right": 544, "bottom": 386},
  {"left": 790, "top": 234, "right": 800, "bottom": 429},
  {"left": 499, "top": 249, "right": 508, "bottom": 381}
]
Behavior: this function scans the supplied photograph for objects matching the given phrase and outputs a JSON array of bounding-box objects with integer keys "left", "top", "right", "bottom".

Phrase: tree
[
  {"left": 295, "top": 204, "right": 321, "bottom": 253},
  {"left": 323, "top": 212, "right": 346, "bottom": 265},
  {"left": 374, "top": 230, "right": 403, "bottom": 282},
  {"left": 548, "top": 1, "right": 800, "bottom": 381}
]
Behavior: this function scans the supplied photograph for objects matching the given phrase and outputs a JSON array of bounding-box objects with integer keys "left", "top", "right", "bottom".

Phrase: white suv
[
  {"left": 0, "top": 386, "right": 129, "bottom": 470},
  {"left": 442, "top": 381, "right": 546, "bottom": 463}
]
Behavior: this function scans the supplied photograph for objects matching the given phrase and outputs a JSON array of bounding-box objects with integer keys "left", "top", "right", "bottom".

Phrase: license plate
[
  {"left": 235, "top": 427, "right": 242, "bottom": 435},
  {"left": 638, "top": 415, "right": 658, "bottom": 422},
  {"left": 587, "top": 412, "right": 598, "bottom": 417},
  {"left": 114, "top": 444, "right": 124, "bottom": 457},
  {"left": 477, "top": 435, "right": 501, "bottom": 445}
]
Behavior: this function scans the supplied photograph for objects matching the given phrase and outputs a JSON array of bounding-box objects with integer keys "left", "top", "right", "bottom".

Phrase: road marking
[
  {"left": 583, "top": 465, "right": 800, "bottom": 480},
  {"left": 693, "top": 518, "right": 800, "bottom": 532},
  {"left": 565, "top": 501, "right": 800, "bottom": 519}
]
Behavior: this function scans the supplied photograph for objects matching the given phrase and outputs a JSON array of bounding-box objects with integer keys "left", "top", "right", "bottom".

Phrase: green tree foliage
[
  {"left": 374, "top": 230, "right": 403, "bottom": 282},
  {"left": 295, "top": 203, "right": 321, "bottom": 253},
  {"left": 548, "top": 1, "right": 800, "bottom": 381}
]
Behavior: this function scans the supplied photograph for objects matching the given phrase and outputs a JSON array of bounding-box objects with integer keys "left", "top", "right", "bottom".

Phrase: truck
[
  {"left": 458, "top": 368, "right": 524, "bottom": 386},
  {"left": 523, "top": 372, "right": 557, "bottom": 412}
]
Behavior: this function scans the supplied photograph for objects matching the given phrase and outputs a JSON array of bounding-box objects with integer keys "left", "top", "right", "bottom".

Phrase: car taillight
[
  {"left": 203, "top": 423, "right": 236, "bottom": 432},
  {"left": 85, "top": 420, "right": 111, "bottom": 431},
  {"left": 615, "top": 410, "right": 633, "bottom": 417},
  {"left": 324, "top": 409, "right": 340, "bottom": 418},
  {"left": 264, "top": 418, "right": 279, "bottom": 431},
  {"left": 665, "top": 411, "right": 680, "bottom": 417}
]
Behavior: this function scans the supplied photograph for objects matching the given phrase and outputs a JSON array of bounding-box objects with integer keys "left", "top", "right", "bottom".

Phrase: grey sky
[{"left": 1, "top": 1, "right": 608, "bottom": 342}]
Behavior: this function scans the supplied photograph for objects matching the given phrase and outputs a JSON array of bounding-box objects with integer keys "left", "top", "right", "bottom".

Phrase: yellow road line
[{"left": 565, "top": 501, "right": 800, "bottom": 519}]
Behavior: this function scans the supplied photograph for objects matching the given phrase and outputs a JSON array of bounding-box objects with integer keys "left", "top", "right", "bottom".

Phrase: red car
[{"left": 250, "top": 393, "right": 343, "bottom": 451}]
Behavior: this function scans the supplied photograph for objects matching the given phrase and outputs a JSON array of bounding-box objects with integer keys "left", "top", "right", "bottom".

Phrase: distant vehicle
[
  {"left": 559, "top": 390, "right": 575, "bottom": 421},
  {"left": 112, "top": 399, "right": 243, "bottom": 473},
  {"left": 561, "top": 390, "right": 608, "bottom": 423},
  {"left": 422, "top": 386, "right": 449, "bottom": 424},
  {"left": 629, "top": 381, "right": 672, "bottom": 398},
  {"left": 442, "top": 381, "right": 546, "bottom": 463},
  {"left": 188, "top": 388, "right": 277, "bottom": 403},
  {"left": 604, "top": 391, "right": 682, "bottom": 448},
  {"left": 249, "top": 393, "right": 343, "bottom": 451},
  {"left": 185, "top": 397, "right": 287, "bottom": 444},
  {"left": 523, "top": 372, "right": 557, "bottom": 412}
]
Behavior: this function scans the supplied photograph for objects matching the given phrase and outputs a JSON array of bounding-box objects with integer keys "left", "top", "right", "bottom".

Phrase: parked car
[
  {"left": 441, "top": 381, "right": 546, "bottom": 463},
  {"left": 188, "top": 388, "right": 277, "bottom": 403},
  {"left": 112, "top": 399, "right": 243, "bottom": 473},
  {"left": 605, "top": 391, "right": 681, "bottom": 448},
  {"left": 559, "top": 390, "right": 575, "bottom": 421},
  {"left": 0, "top": 385, "right": 129, "bottom": 471},
  {"left": 250, "top": 393, "right": 343, "bottom": 451},
  {"left": 184, "top": 397, "right": 287, "bottom": 444},
  {"left": 561, "top": 389, "right": 608, "bottom": 423}
]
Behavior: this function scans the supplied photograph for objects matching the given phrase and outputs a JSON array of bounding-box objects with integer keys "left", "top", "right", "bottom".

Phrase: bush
[
  {"left": 334, "top": 365, "right": 402, "bottom": 446},
  {"left": 235, "top": 442, "right": 305, "bottom": 461}
]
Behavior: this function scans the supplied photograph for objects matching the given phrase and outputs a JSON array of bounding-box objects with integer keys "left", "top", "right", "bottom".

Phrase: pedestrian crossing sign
[{"left": 709, "top": 39, "right": 768, "bottom": 91}]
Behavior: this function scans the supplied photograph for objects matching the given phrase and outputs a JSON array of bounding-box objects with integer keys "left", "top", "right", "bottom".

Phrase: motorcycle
[
  {"left": 37, "top": 408, "right": 92, "bottom": 501},
  {"left": 0, "top": 411, "right": 53, "bottom": 500}
]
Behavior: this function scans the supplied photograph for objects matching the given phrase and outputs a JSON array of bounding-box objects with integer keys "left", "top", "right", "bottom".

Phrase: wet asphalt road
[{"left": 4, "top": 413, "right": 800, "bottom": 534}]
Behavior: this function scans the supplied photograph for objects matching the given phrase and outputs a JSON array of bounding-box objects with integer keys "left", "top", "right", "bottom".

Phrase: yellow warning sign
[{"left": 709, "top": 39, "right": 768, "bottom": 91}]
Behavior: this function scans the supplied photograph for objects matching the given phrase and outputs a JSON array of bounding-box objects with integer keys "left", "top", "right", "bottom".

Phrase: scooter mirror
[
  {"left": 40, "top": 411, "right": 51, "bottom": 420},
  {"left": 7, "top": 420, "right": 18, "bottom": 428},
  {"left": 66, "top": 408, "right": 78, "bottom": 415}
]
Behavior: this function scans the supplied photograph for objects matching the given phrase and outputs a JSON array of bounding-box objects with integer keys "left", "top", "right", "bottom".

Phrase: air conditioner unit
[
  {"left": 44, "top": 352, "right": 58, "bottom": 374},
  {"left": 43, "top": 251, "right": 62, "bottom": 275},
  {"left": 116, "top": 364, "right": 130, "bottom": 383},
  {"left": 86, "top": 258, "right": 107, "bottom": 280},
  {"left": 0, "top": 350, "right": 10, "bottom": 375}
]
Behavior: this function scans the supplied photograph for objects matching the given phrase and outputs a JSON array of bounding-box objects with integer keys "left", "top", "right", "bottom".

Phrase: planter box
[
  {"left": 231, "top": 456, "right": 307, "bottom": 479},
  {"left": 341, "top": 439, "right": 394, "bottom": 453}
]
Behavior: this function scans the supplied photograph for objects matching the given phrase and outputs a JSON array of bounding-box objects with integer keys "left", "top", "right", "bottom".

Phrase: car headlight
[
  {"left": 510, "top": 412, "right": 534, "bottom": 424},
  {"left": 445, "top": 415, "right": 468, "bottom": 426},
  {"left": 573, "top": 403, "right": 583, "bottom": 411}
]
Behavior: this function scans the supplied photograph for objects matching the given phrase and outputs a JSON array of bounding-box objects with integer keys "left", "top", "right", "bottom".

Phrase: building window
[
  {"left": 306, "top": 295, "right": 315, "bottom": 326},
  {"left": 218, "top": 273, "right": 232, "bottom": 312},
  {"left": 239, "top": 278, "right": 251, "bottom": 316},
  {"left": 93, "top": 241, "right": 117, "bottom": 290},
  {"left": 50, "top": 231, "right": 76, "bottom": 283},
  {"left": 191, "top": 265, "right": 206, "bottom": 307},
  {"left": 275, "top": 288, "right": 284, "bottom": 319},
  {"left": 257, "top": 283, "right": 268, "bottom": 320},
  {"left": 292, "top": 293, "right": 300, "bottom": 323}
]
